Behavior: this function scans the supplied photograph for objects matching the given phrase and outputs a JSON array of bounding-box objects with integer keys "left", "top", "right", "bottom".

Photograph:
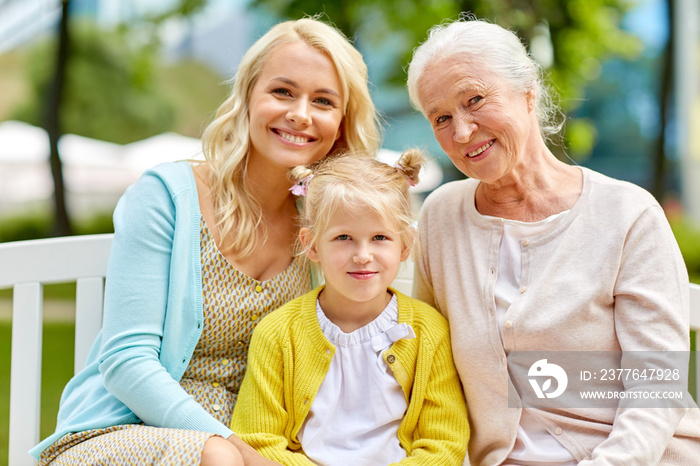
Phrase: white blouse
[
  {"left": 493, "top": 212, "right": 578, "bottom": 466},
  {"left": 298, "top": 295, "right": 416, "bottom": 465}
]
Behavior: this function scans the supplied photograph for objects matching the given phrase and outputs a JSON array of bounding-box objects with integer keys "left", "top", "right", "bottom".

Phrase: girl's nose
[{"left": 353, "top": 244, "right": 372, "bottom": 264}]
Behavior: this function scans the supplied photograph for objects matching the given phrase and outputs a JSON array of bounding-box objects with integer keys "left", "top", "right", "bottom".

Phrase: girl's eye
[
  {"left": 373, "top": 235, "right": 387, "bottom": 241},
  {"left": 336, "top": 234, "right": 350, "bottom": 241}
]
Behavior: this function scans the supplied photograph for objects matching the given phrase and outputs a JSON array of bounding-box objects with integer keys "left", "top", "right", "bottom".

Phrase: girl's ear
[
  {"left": 299, "top": 228, "right": 320, "bottom": 262},
  {"left": 400, "top": 236, "right": 414, "bottom": 262}
]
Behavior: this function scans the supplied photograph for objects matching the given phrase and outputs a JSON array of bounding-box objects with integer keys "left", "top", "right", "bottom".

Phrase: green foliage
[
  {"left": 670, "top": 219, "right": 700, "bottom": 284},
  {"left": 12, "top": 20, "right": 175, "bottom": 144},
  {"left": 564, "top": 117, "right": 597, "bottom": 161},
  {"left": 0, "top": 210, "right": 114, "bottom": 244},
  {"left": 0, "top": 210, "right": 53, "bottom": 243},
  {"left": 0, "top": 321, "right": 76, "bottom": 466}
]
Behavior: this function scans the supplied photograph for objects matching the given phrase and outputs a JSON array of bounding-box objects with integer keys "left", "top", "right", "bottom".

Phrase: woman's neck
[{"left": 476, "top": 153, "right": 582, "bottom": 222}]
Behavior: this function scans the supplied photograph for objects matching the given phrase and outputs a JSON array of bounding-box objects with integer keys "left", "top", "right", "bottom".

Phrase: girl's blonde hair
[
  {"left": 294, "top": 149, "right": 425, "bottom": 254},
  {"left": 200, "top": 17, "right": 381, "bottom": 257}
]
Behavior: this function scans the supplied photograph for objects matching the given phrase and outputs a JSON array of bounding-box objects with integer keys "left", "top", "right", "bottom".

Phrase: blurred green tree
[
  {"left": 14, "top": 21, "right": 174, "bottom": 145},
  {"left": 10, "top": 0, "right": 214, "bottom": 236}
]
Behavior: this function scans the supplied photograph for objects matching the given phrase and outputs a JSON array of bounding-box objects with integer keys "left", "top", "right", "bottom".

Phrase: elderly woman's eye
[
  {"left": 435, "top": 115, "right": 450, "bottom": 124},
  {"left": 470, "top": 95, "right": 483, "bottom": 104}
]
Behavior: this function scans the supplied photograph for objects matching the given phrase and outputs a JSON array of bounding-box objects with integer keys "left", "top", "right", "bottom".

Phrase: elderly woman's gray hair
[{"left": 406, "top": 17, "right": 564, "bottom": 141}]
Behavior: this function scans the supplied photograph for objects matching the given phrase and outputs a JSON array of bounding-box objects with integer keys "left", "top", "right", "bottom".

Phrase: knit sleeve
[
  {"left": 396, "top": 306, "right": 469, "bottom": 465},
  {"left": 231, "top": 312, "right": 317, "bottom": 466},
  {"left": 580, "top": 204, "right": 691, "bottom": 464}
]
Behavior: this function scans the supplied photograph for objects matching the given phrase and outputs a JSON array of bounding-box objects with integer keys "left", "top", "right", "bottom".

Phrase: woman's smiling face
[
  {"left": 247, "top": 40, "right": 344, "bottom": 173},
  {"left": 417, "top": 55, "right": 535, "bottom": 185}
]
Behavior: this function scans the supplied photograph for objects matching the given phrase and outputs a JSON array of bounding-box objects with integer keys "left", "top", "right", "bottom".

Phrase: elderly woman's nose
[{"left": 453, "top": 114, "right": 477, "bottom": 142}]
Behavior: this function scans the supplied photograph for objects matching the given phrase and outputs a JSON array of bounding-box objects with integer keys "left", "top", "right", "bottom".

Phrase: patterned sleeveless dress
[{"left": 40, "top": 218, "right": 311, "bottom": 465}]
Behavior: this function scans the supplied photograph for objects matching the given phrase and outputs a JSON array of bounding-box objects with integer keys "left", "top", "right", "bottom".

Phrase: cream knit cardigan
[{"left": 415, "top": 167, "right": 700, "bottom": 465}]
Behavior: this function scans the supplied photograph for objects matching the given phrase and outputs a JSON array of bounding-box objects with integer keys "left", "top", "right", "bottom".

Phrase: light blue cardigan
[{"left": 31, "top": 162, "right": 233, "bottom": 458}]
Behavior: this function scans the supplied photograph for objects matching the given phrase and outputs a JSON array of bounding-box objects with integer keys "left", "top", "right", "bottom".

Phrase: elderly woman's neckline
[{"left": 474, "top": 165, "right": 583, "bottom": 222}]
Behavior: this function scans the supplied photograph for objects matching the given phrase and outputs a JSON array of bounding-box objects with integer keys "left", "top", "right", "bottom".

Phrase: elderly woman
[{"left": 407, "top": 17, "right": 700, "bottom": 466}]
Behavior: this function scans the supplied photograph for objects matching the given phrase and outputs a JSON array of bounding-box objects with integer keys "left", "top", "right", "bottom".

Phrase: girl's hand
[{"left": 226, "top": 434, "right": 282, "bottom": 466}]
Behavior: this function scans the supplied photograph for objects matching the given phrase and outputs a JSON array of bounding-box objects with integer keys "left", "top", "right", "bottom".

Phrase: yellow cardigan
[{"left": 231, "top": 286, "right": 469, "bottom": 465}]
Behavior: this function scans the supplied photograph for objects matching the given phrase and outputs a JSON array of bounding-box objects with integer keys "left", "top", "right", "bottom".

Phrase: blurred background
[
  {"left": 1, "top": 0, "right": 700, "bottom": 255},
  {"left": 1, "top": 0, "right": 699, "bottom": 459}
]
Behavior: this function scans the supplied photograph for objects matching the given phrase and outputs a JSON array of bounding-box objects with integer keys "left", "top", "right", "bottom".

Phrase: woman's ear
[
  {"left": 526, "top": 88, "right": 536, "bottom": 112},
  {"left": 299, "top": 228, "right": 320, "bottom": 262}
]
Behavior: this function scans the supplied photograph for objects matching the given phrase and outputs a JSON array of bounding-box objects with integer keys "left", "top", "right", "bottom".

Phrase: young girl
[{"left": 231, "top": 151, "right": 469, "bottom": 465}]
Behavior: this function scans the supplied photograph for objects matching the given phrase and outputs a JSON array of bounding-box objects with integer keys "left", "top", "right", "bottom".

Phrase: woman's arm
[
  {"left": 581, "top": 205, "right": 691, "bottom": 464},
  {"left": 97, "top": 168, "right": 233, "bottom": 437}
]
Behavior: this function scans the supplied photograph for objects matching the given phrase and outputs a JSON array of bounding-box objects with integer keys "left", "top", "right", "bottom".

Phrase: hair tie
[
  {"left": 393, "top": 164, "right": 416, "bottom": 187},
  {"left": 290, "top": 174, "right": 314, "bottom": 196}
]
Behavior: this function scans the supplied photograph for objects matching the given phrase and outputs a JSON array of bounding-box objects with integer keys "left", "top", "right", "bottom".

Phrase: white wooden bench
[{"left": 1, "top": 235, "right": 699, "bottom": 465}]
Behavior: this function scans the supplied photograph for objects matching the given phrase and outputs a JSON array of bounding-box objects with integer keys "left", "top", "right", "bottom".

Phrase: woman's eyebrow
[{"left": 270, "top": 77, "right": 340, "bottom": 97}]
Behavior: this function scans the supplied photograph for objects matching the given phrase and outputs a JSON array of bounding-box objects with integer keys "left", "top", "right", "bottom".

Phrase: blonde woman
[{"left": 32, "top": 17, "right": 380, "bottom": 466}]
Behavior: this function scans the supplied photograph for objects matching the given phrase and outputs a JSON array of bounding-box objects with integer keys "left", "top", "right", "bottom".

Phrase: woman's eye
[
  {"left": 272, "top": 88, "right": 292, "bottom": 97},
  {"left": 435, "top": 114, "right": 450, "bottom": 125},
  {"left": 314, "top": 97, "right": 335, "bottom": 106},
  {"left": 470, "top": 95, "right": 483, "bottom": 105}
]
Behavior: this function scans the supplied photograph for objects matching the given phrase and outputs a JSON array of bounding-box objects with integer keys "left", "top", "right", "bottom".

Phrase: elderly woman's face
[{"left": 417, "top": 55, "right": 535, "bottom": 184}]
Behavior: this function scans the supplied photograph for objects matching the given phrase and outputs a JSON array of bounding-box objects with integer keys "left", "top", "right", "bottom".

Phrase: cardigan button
[
  {"left": 522, "top": 238, "right": 530, "bottom": 246},
  {"left": 387, "top": 355, "right": 396, "bottom": 363},
  {"left": 519, "top": 285, "right": 527, "bottom": 294},
  {"left": 554, "top": 427, "right": 563, "bottom": 435},
  {"left": 504, "top": 320, "right": 513, "bottom": 329}
]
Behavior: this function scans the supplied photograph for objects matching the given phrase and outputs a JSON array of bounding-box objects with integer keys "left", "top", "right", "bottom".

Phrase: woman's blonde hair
[
  {"left": 294, "top": 149, "right": 425, "bottom": 255},
  {"left": 200, "top": 17, "right": 381, "bottom": 257}
]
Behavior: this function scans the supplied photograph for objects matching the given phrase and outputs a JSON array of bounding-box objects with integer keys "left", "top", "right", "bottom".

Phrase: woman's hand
[{"left": 227, "top": 434, "right": 282, "bottom": 466}]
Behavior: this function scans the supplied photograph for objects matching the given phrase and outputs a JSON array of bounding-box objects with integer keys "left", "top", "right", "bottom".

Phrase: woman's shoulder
[
  {"left": 423, "top": 178, "right": 476, "bottom": 205},
  {"left": 582, "top": 166, "right": 659, "bottom": 209},
  {"left": 141, "top": 161, "right": 196, "bottom": 191}
]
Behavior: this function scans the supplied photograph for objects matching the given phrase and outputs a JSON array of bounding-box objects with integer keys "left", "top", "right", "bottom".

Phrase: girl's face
[
  {"left": 247, "top": 41, "right": 344, "bottom": 174},
  {"left": 301, "top": 206, "right": 411, "bottom": 318}
]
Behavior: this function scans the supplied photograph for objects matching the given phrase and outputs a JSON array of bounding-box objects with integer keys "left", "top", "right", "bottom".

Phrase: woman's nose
[
  {"left": 453, "top": 113, "right": 477, "bottom": 143},
  {"left": 286, "top": 100, "right": 312, "bottom": 126}
]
